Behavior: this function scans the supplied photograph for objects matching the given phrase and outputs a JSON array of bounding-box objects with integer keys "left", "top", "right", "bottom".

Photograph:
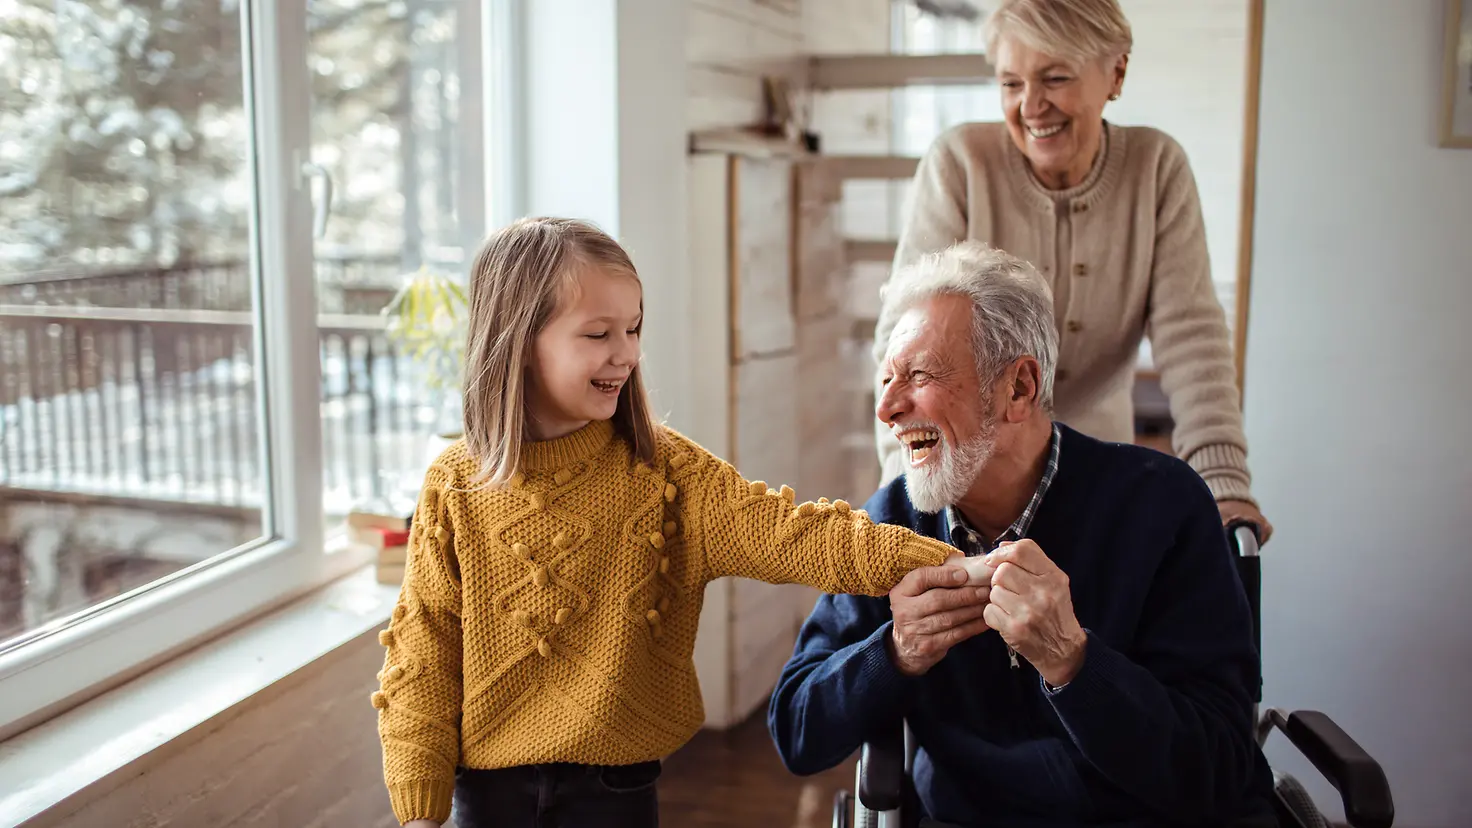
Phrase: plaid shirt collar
[{"left": 945, "top": 422, "right": 1062, "bottom": 556}]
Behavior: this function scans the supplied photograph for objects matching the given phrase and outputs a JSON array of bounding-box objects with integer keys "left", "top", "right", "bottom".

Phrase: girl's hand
[{"left": 945, "top": 549, "right": 996, "bottom": 586}]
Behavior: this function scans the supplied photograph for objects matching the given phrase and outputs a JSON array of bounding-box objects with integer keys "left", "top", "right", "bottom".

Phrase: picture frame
[{"left": 1440, "top": 0, "right": 1472, "bottom": 148}]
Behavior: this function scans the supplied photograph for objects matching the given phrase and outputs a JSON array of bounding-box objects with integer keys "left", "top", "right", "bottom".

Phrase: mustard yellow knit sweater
[{"left": 373, "top": 420, "right": 953, "bottom": 824}]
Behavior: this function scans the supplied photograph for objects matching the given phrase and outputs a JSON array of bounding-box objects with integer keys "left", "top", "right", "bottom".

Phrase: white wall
[
  {"left": 687, "top": 0, "right": 803, "bottom": 132},
  {"left": 1246, "top": 3, "right": 1472, "bottom": 826},
  {"left": 1107, "top": 0, "right": 1247, "bottom": 326},
  {"left": 524, "top": 0, "right": 692, "bottom": 429}
]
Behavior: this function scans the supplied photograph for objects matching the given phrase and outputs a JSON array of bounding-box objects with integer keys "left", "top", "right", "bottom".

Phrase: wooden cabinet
[{"left": 687, "top": 151, "right": 835, "bottom": 729}]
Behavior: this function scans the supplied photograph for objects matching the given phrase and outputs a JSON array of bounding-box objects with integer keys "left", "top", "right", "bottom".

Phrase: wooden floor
[{"left": 658, "top": 707, "right": 856, "bottom": 828}]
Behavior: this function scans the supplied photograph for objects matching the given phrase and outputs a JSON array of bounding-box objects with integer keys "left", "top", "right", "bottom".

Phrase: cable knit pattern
[
  {"left": 873, "top": 121, "right": 1254, "bottom": 505},
  {"left": 374, "top": 420, "right": 954, "bottom": 824}
]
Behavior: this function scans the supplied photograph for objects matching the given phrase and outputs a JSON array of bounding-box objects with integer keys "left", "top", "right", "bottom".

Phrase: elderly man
[{"left": 768, "top": 243, "right": 1275, "bottom": 827}]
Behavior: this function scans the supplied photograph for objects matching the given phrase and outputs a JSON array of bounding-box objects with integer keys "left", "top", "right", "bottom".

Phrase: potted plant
[{"left": 382, "top": 265, "right": 469, "bottom": 462}]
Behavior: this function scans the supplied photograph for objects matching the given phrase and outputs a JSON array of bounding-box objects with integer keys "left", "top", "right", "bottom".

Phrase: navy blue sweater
[{"left": 768, "top": 425, "right": 1275, "bottom": 827}]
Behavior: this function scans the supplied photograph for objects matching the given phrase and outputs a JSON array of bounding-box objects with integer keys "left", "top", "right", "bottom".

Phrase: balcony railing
[{"left": 0, "top": 258, "right": 447, "bottom": 515}]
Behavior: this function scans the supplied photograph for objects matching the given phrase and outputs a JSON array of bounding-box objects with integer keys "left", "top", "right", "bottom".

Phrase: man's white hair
[{"left": 880, "top": 242, "right": 1059, "bottom": 409}]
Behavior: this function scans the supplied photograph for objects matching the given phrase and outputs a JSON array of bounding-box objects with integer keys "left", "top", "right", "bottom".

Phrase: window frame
[{"left": 0, "top": 0, "right": 505, "bottom": 740}]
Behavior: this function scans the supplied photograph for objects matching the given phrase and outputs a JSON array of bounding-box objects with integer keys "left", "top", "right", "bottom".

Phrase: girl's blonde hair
[{"left": 461, "top": 217, "right": 658, "bottom": 486}]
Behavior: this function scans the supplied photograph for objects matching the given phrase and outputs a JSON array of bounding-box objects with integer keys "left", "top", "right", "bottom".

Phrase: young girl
[{"left": 373, "top": 217, "right": 964, "bottom": 828}]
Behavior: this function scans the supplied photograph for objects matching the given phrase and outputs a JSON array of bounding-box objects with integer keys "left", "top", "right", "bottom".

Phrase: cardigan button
[
  {"left": 1073, "top": 263, "right": 1088, "bottom": 277},
  {"left": 1057, "top": 369, "right": 1070, "bottom": 381},
  {"left": 1066, "top": 320, "right": 1083, "bottom": 333},
  {"left": 1073, "top": 201, "right": 1088, "bottom": 212}
]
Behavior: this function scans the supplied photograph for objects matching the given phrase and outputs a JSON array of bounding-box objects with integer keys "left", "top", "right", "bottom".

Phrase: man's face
[{"left": 877, "top": 294, "right": 1000, "bottom": 513}]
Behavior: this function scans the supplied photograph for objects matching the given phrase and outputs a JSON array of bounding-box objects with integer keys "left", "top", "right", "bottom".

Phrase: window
[
  {"left": 308, "top": 0, "right": 483, "bottom": 524},
  {"left": 0, "top": 0, "right": 269, "bottom": 642},
  {"left": 0, "top": 0, "right": 502, "bottom": 738},
  {"left": 887, "top": 1, "right": 998, "bottom": 241}
]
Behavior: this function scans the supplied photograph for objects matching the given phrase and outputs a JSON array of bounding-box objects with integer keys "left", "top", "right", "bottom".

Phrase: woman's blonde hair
[
  {"left": 461, "top": 217, "right": 658, "bottom": 486},
  {"left": 983, "top": 0, "right": 1133, "bottom": 65}
]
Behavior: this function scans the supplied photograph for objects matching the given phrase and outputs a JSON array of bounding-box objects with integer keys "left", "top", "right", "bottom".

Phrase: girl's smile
[{"left": 524, "top": 265, "right": 643, "bottom": 441}]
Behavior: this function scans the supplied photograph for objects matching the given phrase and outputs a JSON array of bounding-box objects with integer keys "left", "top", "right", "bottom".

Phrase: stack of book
[{"left": 347, "top": 509, "right": 412, "bottom": 586}]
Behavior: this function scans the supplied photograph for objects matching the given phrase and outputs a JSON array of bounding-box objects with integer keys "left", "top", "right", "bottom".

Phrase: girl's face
[{"left": 525, "top": 265, "right": 643, "bottom": 440}]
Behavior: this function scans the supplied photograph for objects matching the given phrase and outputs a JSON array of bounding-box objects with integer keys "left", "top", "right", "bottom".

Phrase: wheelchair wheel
[
  {"left": 832, "top": 790, "right": 853, "bottom": 828},
  {"left": 1274, "top": 771, "right": 1331, "bottom": 828}
]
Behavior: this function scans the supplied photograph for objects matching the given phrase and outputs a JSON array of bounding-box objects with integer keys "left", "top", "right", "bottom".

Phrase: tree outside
[{"left": 0, "top": 0, "right": 462, "bottom": 282}]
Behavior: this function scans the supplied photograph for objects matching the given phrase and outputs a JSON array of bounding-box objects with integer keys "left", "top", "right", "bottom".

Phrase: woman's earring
[{"left": 1108, "top": 93, "right": 1120, "bottom": 101}]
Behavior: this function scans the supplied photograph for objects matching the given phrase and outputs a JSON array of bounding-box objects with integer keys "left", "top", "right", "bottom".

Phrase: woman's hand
[{"left": 1218, "top": 499, "right": 1273, "bottom": 544}]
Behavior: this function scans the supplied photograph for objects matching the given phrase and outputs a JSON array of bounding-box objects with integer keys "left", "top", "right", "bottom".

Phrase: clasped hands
[{"left": 887, "top": 539, "right": 1086, "bottom": 687}]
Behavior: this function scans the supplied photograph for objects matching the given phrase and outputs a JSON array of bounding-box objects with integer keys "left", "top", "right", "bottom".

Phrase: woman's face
[{"left": 993, "top": 36, "right": 1126, "bottom": 190}]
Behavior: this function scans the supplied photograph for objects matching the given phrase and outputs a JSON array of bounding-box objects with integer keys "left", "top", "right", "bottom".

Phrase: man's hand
[
  {"left": 887, "top": 562, "right": 992, "bottom": 677},
  {"left": 1218, "top": 499, "right": 1273, "bottom": 544},
  {"left": 983, "top": 540, "right": 1087, "bottom": 687}
]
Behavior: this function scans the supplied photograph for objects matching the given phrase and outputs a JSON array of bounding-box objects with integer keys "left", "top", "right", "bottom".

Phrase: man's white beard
[{"left": 905, "top": 418, "right": 997, "bottom": 514}]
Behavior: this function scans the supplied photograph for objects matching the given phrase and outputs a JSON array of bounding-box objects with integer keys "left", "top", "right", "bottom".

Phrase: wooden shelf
[
  {"left": 816, "top": 155, "right": 919, "bottom": 181},
  {"left": 807, "top": 53, "right": 993, "bottom": 90}
]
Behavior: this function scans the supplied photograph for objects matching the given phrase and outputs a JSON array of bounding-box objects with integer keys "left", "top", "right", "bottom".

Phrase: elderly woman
[{"left": 873, "top": 0, "right": 1272, "bottom": 539}]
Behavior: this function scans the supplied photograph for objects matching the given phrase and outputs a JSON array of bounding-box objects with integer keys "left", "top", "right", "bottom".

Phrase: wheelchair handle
[{"left": 1226, "top": 519, "right": 1261, "bottom": 558}]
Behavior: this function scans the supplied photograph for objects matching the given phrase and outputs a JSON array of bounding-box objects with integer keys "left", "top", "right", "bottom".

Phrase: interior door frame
[{"left": 1234, "top": 0, "right": 1265, "bottom": 397}]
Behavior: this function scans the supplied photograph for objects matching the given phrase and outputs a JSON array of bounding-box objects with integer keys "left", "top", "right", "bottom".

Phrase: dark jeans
[{"left": 451, "top": 761, "right": 661, "bottom": 828}]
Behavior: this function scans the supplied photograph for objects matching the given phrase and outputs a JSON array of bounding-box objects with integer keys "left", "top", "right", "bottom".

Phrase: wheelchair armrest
[
  {"left": 1276, "top": 709, "right": 1394, "bottom": 828},
  {"left": 857, "top": 725, "right": 906, "bottom": 813}
]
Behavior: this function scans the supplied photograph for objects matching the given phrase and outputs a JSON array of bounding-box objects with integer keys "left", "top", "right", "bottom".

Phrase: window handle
[{"left": 300, "top": 162, "right": 334, "bottom": 240}]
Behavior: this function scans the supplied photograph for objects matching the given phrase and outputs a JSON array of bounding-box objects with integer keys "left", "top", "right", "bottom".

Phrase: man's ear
[{"left": 1002, "top": 357, "right": 1042, "bottom": 423}]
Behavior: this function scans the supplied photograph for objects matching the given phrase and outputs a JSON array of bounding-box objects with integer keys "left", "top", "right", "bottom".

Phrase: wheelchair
[{"left": 832, "top": 522, "right": 1395, "bottom": 828}]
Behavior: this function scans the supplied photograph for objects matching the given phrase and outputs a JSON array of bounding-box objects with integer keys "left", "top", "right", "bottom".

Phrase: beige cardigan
[{"left": 873, "top": 121, "right": 1255, "bottom": 504}]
